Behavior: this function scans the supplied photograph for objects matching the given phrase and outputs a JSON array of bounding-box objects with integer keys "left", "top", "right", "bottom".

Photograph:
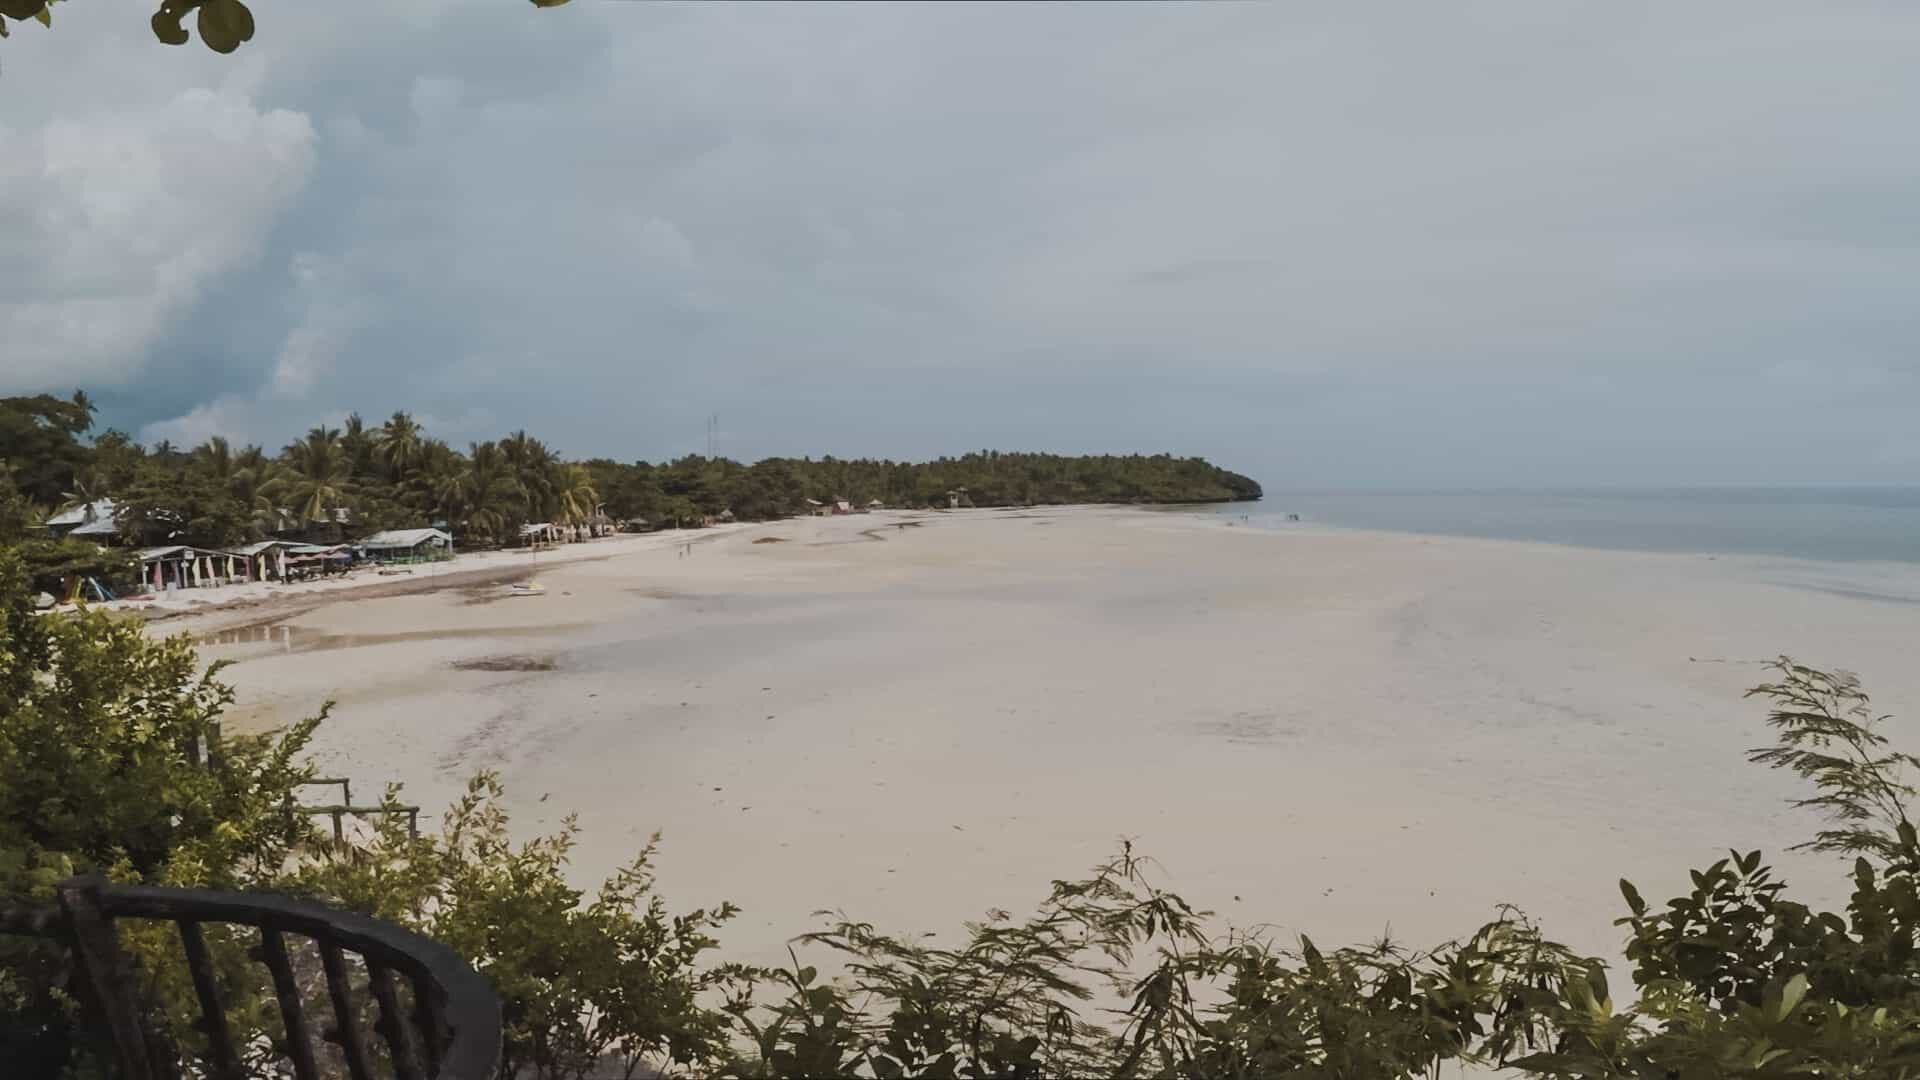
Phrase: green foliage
[
  {"left": 8, "top": 537, "right": 137, "bottom": 596},
  {"left": 267, "top": 424, "right": 353, "bottom": 529},
  {"left": 724, "top": 851, "right": 1597, "bottom": 1079},
  {"left": 0, "top": 0, "right": 569, "bottom": 49},
  {"left": 5, "top": 387, "right": 1260, "bottom": 563},
  {"left": 590, "top": 451, "right": 1262, "bottom": 527},
  {"left": 0, "top": 392, "right": 94, "bottom": 508},
  {"left": 0, "top": 542, "right": 735, "bottom": 1079},
  {"left": 1747, "top": 659, "right": 1920, "bottom": 865},
  {"left": 116, "top": 461, "right": 255, "bottom": 549},
  {"left": 0, "top": 560, "right": 320, "bottom": 892},
  {"left": 288, "top": 774, "right": 745, "bottom": 1079},
  {"left": 729, "top": 845, "right": 1204, "bottom": 1078},
  {"left": 0, "top": 467, "right": 30, "bottom": 545},
  {"left": 0, "top": 547, "right": 323, "bottom": 1072}
]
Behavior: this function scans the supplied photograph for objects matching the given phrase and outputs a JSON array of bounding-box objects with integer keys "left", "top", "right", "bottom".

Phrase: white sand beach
[{"left": 179, "top": 507, "right": 1920, "bottom": 968}]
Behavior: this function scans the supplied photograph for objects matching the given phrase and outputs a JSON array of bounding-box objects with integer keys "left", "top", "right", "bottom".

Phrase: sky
[{"left": 3, "top": 1, "right": 1918, "bottom": 488}]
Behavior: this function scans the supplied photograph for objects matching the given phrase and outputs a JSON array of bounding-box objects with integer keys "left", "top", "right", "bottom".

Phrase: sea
[{"left": 1218, "top": 488, "right": 1920, "bottom": 565}]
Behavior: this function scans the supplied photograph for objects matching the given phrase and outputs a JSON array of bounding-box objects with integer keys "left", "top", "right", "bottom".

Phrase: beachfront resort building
[
  {"left": 42, "top": 499, "right": 120, "bottom": 541},
  {"left": 359, "top": 528, "right": 454, "bottom": 564},
  {"left": 139, "top": 546, "right": 250, "bottom": 591},
  {"left": 282, "top": 544, "right": 353, "bottom": 580},
  {"left": 230, "top": 539, "right": 302, "bottom": 581}
]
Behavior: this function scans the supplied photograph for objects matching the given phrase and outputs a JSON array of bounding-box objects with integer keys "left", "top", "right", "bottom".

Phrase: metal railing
[{"left": 0, "top": 876, "right": 500, "bottom": 1079}]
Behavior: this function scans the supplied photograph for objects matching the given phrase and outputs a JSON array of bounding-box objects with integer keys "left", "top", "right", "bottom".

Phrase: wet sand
[{"left": 182, "top": 507, "right": 1920, "bottom": 967}]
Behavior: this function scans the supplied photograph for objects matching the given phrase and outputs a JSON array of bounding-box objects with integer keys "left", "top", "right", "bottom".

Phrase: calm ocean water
[{"left": 1222, "top": 489, "right": 1920, "bottom": 564}]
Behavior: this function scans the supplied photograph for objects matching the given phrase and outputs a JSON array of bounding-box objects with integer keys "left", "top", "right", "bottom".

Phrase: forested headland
[{"left": 0, "top": 390, "right": 1260, "bottom": 578}]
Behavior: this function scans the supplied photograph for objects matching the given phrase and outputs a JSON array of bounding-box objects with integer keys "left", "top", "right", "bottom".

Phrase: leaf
[
  {"left": 1619, "top": 878, "right": 1647, "bottom": 916},
  {"left": 32, "top": 4, "right": 49, "bottom": 25},
  {"left": 530, "top": 0, "right": 572, "bottom": 6},
  {"left": 195, "top": 0, "right": 252, "bottom": 53},
  {"left": 0, "top": 0, "right": 46, "bottom": 19},
  {"left": 151, "top": 6, "right": 189, "bottom": 45},
  {"left": 1776, "top": 972, "right": 1809, "bottom": 1022}
]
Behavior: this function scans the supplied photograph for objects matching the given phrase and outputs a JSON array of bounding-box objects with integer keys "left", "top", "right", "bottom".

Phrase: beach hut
[
  {"left": 518, "top": 522, "right": 562, "bottom": 548},
  {"left": 229, "top": 539, "right": 302, "bottom": 582},
  {"left": 43, "top": 499, "right": 119, "bottom": 540},
  {"left": 805, "top": 498, "right": 826, "bottom": 517},
  {"left": 139, "top": 545, "right": 232, "bottom": 592},
  {"left": 281, "top": 544, "right": 354, "bottom": 580},
  {"left": 360, "top": 528, "right": 454, "bottom": 564}
]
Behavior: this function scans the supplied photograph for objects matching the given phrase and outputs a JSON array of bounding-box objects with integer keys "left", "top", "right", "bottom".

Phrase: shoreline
[
  {"left": 137, "top": 524, "right": 756, "bottom": 635},
  {"left": 136, "top": 496, "right": 1920, "bottom": 643},
  {"left": 129, "top": 503, "right": 1263, "bottom": 636},
  {"left": 187, "top": 505, "right": 1920, "bottom": 971}
]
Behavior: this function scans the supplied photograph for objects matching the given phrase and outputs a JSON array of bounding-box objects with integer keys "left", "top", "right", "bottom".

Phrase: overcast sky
[{"left": 4, "top": 2, "right": 1918, "bottom": 488}]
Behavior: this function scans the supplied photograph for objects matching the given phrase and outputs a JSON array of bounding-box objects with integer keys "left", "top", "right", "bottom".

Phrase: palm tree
[
  {"left": 58, "top": 468, "right": 108, "bottom": 523},
  {"left": 550, "top": 463, "right": 600, "bottom": 538},
  {"left": 500, "top": 430, "right": 554, "bottom": 522},
  {"left": 269, "top": 426, "right": 350, "bottom": 526},
  {"left": 341, "top": 412, "right": 376, "bottom": 482},
  {"left": 226, "top": 462, "right": 281, "bottom": 535},
  {"left": 377, "top": 411, "right": 426, "bottom": 483},
  {"left": 194, "top": 436, "right": 233, "bottom": 482},
  {"left": 415, "top": 438, "right": 463, "bottom": 517},
  {"left": 457, "top": 441, "right": 523, "bottom": 545},
  {"left": 232, "top": 443, "right": 270, "bottom": 480}
]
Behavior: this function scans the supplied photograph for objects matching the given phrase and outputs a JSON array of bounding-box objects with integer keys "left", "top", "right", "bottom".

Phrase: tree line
[{"left": 0, "top": 391, "right": 1259, "bottom": 591}]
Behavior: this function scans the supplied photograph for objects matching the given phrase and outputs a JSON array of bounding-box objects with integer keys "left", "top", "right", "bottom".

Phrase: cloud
[
  {"left": 267, "top": 252, "right": 373, "bottom": 398},
  {"left": 139, "top": 393, "right": 260, "bottom": 449},
  {"left": 0, "top": 85, "right": 315, "bottom": 393},
  {"left": 408, "top": 76, "right": 464, "bottom": 128},
  {"left": 12, "top": 2, "right": 1920, "bottom": 485}
]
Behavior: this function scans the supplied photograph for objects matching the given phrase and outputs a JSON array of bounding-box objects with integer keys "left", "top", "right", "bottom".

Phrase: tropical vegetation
[{"left": 0, "top": 390, "right": 1260, "bottom": 593}]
